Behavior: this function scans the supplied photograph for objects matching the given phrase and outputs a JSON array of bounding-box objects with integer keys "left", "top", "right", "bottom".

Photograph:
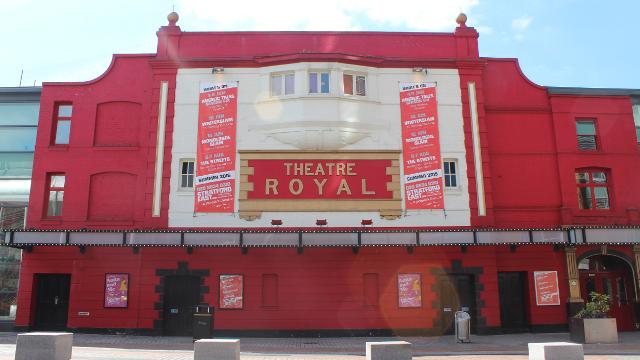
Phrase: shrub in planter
[{"left": 570, "top": 292, "right": 618, "bottom": 344}]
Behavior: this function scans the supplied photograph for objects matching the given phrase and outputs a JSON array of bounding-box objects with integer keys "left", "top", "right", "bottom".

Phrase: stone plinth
[
  {"left": 366, "top": 341, "right": 412, "bottom": 360},
  {"left": 528, "top": 342, "right": 584, "bottom": 360},
  {"left": 15, "top": 332, "right": 73, "bottom": 360},
  {"left": 194, "top": 339, "right": 240, "bottom": 360}
]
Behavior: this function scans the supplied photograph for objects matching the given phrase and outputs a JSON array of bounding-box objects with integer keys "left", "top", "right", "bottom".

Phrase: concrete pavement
[{"left": 0, "top": 331, "right": 639, "bottom": 359}]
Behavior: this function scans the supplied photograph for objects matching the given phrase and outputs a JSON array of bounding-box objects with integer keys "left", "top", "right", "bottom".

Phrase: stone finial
[
  {"left": 456, "top": 12, "right": 467, "bottom": 27},
  {"left": 167, "top": 11, "right": 179, "bottom": 26}
]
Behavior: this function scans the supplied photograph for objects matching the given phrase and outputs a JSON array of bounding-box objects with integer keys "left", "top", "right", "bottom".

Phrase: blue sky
[{"left": 2, "top": 0, "right": 638, "bottom": 89}]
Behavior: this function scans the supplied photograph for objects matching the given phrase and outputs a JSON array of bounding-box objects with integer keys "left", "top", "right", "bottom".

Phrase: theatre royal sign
[{"left": 238, "top": 151, "right": 402, "bottom": 220}]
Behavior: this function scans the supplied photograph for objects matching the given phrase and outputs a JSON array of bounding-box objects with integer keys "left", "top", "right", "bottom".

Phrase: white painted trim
[
  {"left": 152, "top": 81, "right": 169, "bottom": 217},
  {"left": 468, "top": 82, "right": 486, "bottom": 216}
]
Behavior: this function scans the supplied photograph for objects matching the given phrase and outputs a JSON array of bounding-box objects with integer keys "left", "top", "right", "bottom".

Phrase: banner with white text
[
  {"left": 399, "top": 82, "right": 444, "bottom": 209},
  {"left": 195, "top": 82, "right": 237, "bottom": 213}
]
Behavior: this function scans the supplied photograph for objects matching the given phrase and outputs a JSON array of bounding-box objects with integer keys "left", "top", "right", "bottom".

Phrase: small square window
[
  {"left": 443, "top": 160, "right": 458, "bottom": 188},
  {"left": 270, "top": 73, "right": 295, "bottom": 96},
  {"left": 180, "top": 159, "right": 195, "bottom": 188},
  {"left": 53, "top": 103, "right": 72, "bottom": 145},
  {"left": 343, "top": 74, "right": 366, "bottom": 96},
  {"left": 576, "top": 119, "right": 597, "bottom": 150},
  {"left": 309, "top": 72, "right": 329, "bottom": 94}
]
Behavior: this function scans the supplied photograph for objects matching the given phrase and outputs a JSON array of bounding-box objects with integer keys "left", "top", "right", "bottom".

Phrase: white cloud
[
  {"left": 178, "top": 0, "right": 480, "bottom": 31},
  {"left": 511, "top": 15, "right": 532, "bottom": 31}
]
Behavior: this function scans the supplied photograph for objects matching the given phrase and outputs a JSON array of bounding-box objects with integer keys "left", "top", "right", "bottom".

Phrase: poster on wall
[
  {"left": 219, "top": 274, "right": 243, "bottom": 309},
  {"left": 399, "top": 82, "right": 444, "bottom": 209},
  {"left": 104, "top": 273, "right": 129, "bottom": 308},
  {"left": 398, "top": 273, "right": 422, "bottom": 308},
  {"left": 534, "top": 271, "right": 560, "bottom": 306},
  {"left": 194, "top": 82, "right": 238, "bottom": 213}
]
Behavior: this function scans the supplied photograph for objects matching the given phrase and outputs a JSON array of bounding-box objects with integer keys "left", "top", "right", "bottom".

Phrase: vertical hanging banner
[
  {"left": 399, "top": 82, "right": 444, "bottom": 209},
  {"left": 195, "top": 83, "right": 238, "bottom": 213}
]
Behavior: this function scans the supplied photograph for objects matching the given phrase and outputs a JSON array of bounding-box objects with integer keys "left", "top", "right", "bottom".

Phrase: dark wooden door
[
  {"left": 163, "top": 275, "right": 201, "bottom": 336},
  {"left": 34, "top": 274, "right": 71, "bottom": 330},
  {"left": 580, "top": 271, "right": 635, "bottom": 331},
  {"left": 438, "top": 274, "right": 476, "bottom": 335},
  {"left": 498, "top": 272, "right": 528, "bottom": 331}
]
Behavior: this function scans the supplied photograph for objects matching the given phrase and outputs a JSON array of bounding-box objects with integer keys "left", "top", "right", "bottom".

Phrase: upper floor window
[
  {"left": 270, "top": 73, "right": 295, "bottom": 96},
  {"left": 180, "top": 159, "right": 195, "bottom": 188},
  {"left": 343, "top": 74, "right": 366, "bottom": 96},
  {"left": 576, "top": 169, "right": 609, "bottom": 210},
  {"left": 309, "top": 72, "right": 329, "bottom": 94},
  {"left": 53, "top": 103, "right": 72, "bottom": 145},
  {"left": 46, "top": 174, "right": 65, "bottom": 217},
  {"left": 443, "top": 160, "right": 458, "bottom": 188},
  {"left": 633, "top": 104, "right": 640, "bottom": 145},
  {"left": 576, "top": 119, "right": 597, "bottom": 151}
]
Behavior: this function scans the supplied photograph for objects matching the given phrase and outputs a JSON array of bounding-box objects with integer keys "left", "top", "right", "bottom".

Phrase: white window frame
[
  {"left": 308, "top": 71, "right": 330, "bottom": 94},
  {"left": 179, "top": 158, "right": 195, "bottom": 190},
  {"left": 270, "top": 72, "right": 295, "bottom": 97},
  {"left": 443, "top": 159, "right": 459, "bottom": 189},
  {"left": 342, "top": 72, "right": 367, "bottom": 97}
]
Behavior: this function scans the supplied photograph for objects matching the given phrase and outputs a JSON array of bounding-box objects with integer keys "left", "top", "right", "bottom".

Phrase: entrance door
[
  {"left": 34, "top": 274, "right": 71, "bottom": 330},
  {"left": 163, "top": 275, "right": 201, "bottom": 336},
  {"left": 498, "top": 272, "right": 528, "bottom": 331},
  {"left": 437, "top": 274, "right": 476, "bottom": 335},
  {"left": 579, "top": 255, "right": 636, "bottom": 331}
]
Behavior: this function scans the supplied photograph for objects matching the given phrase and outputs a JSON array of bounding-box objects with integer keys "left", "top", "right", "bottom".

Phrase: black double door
[
  {"left": 437, "top": 274, "right": 476, "bottom": 334},
  {"left": 498, "top": 272, "right": 528, "bottom": 331},
  {"left": 163, "top": 275, "right": 201, "bottom": 336},
  {"left": 34, "top": 274, "right": 71, "bottom": 330}
]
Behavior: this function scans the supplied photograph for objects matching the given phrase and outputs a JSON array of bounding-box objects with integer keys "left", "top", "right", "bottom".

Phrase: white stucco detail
[{"left": 169, "top": 63, "right": 470, "bottom": 227}]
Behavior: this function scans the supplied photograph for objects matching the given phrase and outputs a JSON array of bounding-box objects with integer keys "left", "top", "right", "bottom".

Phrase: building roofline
[
  {"left": 0, "top": 86, "right": 42, "bottom": 94},
  {"left": 547, "top": 86, "right": 640, "bottom": 96}
]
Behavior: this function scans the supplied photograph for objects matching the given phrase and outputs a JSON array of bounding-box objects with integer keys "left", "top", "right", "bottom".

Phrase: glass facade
[{"left": 0, "top": 87, "right": 40, "bottom": 321}]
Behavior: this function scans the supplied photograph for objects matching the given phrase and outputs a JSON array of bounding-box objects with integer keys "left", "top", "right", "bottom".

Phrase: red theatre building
[{"left": 6, "top": 12, "right": 640, "bottom": 335}]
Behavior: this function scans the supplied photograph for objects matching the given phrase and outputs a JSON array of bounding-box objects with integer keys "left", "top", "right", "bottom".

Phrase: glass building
[{"left": 0, "top": 86, "right": 40, "bottom": 329}]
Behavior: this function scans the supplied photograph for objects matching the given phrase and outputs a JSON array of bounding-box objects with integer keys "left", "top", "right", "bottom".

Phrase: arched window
[{"left": 575, "top": 169, "right": 610, "bottom": 210}]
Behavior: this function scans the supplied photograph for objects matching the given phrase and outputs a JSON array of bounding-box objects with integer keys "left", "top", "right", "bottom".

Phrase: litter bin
[
  {"left": 454, "top": 311, "right": 471, "bottom": 343},
  {"left": 193, "top": 304, "right": 213, "bottom": 341}
]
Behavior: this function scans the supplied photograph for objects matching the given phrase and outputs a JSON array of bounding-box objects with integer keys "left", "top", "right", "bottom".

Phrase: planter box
[{"left": 569, "top": 317, "right": 618, "bottom": 343}]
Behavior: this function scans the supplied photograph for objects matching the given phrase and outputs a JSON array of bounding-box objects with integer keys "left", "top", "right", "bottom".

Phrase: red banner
[
  {"left": 219, "top": 274, "right": 243, "bottom": 309},
  {"left": 195, "top": 83, "right": 237, "bottom": 213},
  {"left": 247, "top": 159, "right": 393, "bottom": 199},
  {"left": 534, "top": 271, "right": 560, "bottom": 306},
  {"left": 399, "top": 83, "right": 444, "bottom": 209}
]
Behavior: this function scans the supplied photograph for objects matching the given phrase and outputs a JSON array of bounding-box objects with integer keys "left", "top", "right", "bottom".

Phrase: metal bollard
[{"left": 454, "top": 311, "right": 471, "bottom": 343}]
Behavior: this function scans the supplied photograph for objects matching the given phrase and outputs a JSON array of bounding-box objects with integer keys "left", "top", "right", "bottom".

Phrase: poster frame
[
  {"left": 103, "top": 273, "right": 129, "bottom": 309},
  {"left": 219, "top": 273, "right": 244, "bottom": 310},
  {"left": 397, "top": 272, "right": 423, "bottom": 308},
  {"left": 533, "top": 270, "right": 561, "bottom": 306}
]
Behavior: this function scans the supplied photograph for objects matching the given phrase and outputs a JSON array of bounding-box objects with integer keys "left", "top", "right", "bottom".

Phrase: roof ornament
[
  {"left": 167, "top": 11, "right": 179, "bottom": 26},
  {"left": 456, "top": 12, "right": 467, "bottom": 28}
]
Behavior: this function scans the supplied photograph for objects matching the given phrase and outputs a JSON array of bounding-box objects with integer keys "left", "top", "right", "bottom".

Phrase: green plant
[{"left": 575, "top": 292, "right": 610, "bottom": 319}]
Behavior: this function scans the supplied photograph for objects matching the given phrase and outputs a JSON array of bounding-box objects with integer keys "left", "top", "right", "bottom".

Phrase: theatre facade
[{"left": 3, "top": 12, "right": 640, "bottom": 335}]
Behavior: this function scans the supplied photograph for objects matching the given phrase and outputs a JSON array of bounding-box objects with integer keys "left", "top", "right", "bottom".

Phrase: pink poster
[
  {"left": 219, "top": 274, "right": 243, "bottom": 309},
  {"left": 104, "top": 273, "right": 128, "bottom": 308},
  {"left": 195, "top": 83, "right": 238, "bottom": 213},
  {"left": 398, "top": 273, "right": 422, "bottom": 308},
  {"left": 399, "top": 82, "right": 444, "bottom": 209}
]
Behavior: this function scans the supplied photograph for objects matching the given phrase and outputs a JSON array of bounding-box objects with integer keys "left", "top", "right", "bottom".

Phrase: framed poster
[
  {"left": 398, "top": 273, "right": 422, "bottom": 308},
  {"left": 104, "top": 273, "right": 129, "bottom": 308},
  {"left": 219, "top": 274, "right": 243, "bottom": 309},
  {"left": 534, "top": 271, "right": 560, "bottom": 306}
]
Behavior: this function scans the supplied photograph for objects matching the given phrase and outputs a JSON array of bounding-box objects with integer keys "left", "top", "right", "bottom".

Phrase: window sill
[
  {"left": 177, "top": 189, "right": 195, "bottom": 195},
  {"left": 444, "top": 187, "right": 463, "bottom": 195},
  {"left": 93, "top": 146, "right": 140, "bottom": 151},
  {"left": 48, "top": 145, "right": 69, "bottom": 151}
]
